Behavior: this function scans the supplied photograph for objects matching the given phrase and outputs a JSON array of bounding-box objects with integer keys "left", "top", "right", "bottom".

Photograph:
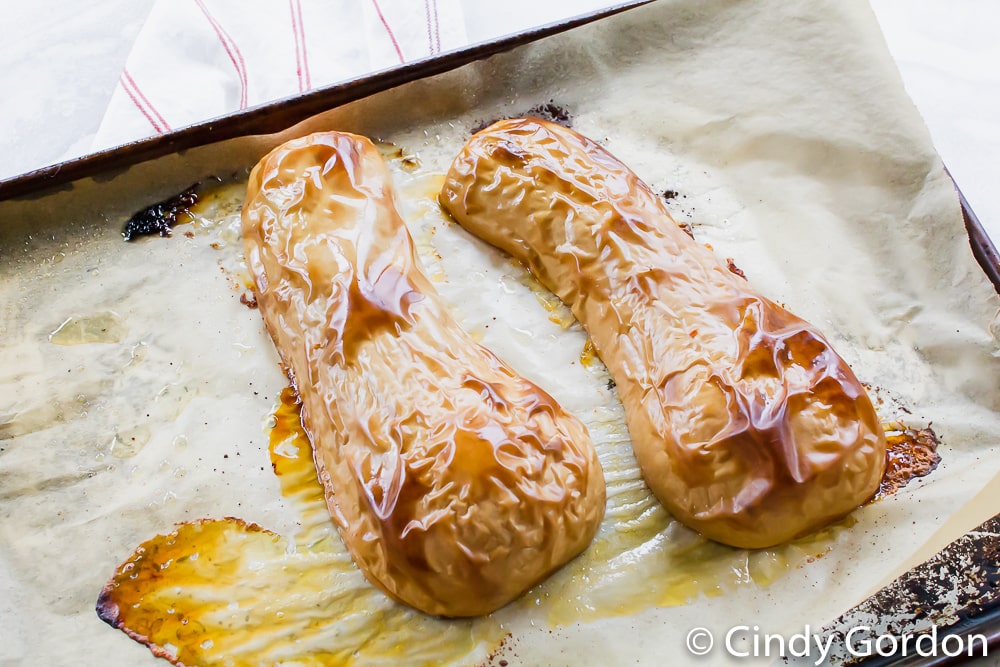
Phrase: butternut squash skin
[
  {"left": 440, "top": 118, "right": 885, "bottom": 549},
  {"left": 242, "top": 131, "right": 605, "bottom": 616}
]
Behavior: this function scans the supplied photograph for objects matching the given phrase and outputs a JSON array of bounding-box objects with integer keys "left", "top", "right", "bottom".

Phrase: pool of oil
[{"left": 48, "top": 310, "right": 127, "bottom": 345}]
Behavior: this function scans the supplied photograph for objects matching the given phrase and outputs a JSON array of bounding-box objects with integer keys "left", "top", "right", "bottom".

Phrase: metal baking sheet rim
[
  {"left": 1, "top": 2, "right": 999, "bottom": 664},
  {"left": 0, "top": 1, "right": 652, "bottom": 202}
]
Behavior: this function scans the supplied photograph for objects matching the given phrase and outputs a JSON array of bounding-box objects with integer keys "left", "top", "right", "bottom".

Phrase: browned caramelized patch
[
  {"left": 96, "top": 517, "right": 277, "bottom": 666},
  {"left": 239, "top": 290, "right": 258, "bottom": 309},
  {"left": 122, "top": 185, "right": 199, "bottom": 241},
  {"left": 340, "top": 269, "right": 421, "bottom": 360},
  {"left": 727, "top": 258, "right": 746, "bottom": 279},
  {"left": 874, "top": 421, "right": 941, "bottom": 500}
]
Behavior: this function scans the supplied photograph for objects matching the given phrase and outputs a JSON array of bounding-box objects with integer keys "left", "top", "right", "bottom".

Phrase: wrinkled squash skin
[
  {"left": 242, "top": 131, "right": 605, "bottom": 616},
  {"left": 440, "top": 118, "right": 886, "bottom": 549}
]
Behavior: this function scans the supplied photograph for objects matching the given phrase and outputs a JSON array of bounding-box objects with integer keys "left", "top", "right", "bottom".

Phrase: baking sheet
[{"left": 2, "top": 0, "right": 1000, "bottom": 665}]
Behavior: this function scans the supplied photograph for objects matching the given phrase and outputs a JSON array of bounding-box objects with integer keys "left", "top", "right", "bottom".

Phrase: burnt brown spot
[
  {"left": 525, "top": 102, "right": 572, "bottom": 127},
  {"left": 874, "top": 422, "right": 941, "bottom": 500},
  {"left": 122, "top": 185, "right": 199, "bottom": 241},
  {"left": 471, "top": 101, "right": 573, "bottom": 134}
]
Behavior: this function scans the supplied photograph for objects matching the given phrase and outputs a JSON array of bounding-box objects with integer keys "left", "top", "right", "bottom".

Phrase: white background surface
[{"left": 1, "top": 1, "right": 997, "bottom": 250}]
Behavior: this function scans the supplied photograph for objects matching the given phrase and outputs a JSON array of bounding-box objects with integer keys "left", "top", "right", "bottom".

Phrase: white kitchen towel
[{"left": 90, "top": 0, "right": 468, "bottom": 152}]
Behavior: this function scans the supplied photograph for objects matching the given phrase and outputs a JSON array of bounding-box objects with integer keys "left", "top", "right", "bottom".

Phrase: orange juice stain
[{"left": 97, "top": 386, "right": 505, "bottom": 666}]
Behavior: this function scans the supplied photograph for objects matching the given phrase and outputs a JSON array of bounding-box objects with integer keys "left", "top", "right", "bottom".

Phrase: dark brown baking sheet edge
[
  {"left": 959, "top": 186, "right": 1000, "bottom": 294},
  {"left": 832, "top": 513, "right": 1000, "bottom": 666},
  {"left": 0, "top": 1, "right": 650, "bottom": 203}
]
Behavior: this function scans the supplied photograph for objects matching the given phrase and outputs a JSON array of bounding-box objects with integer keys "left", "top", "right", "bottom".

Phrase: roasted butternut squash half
[
  {"left": 242, "top": 131, "right": 605, "bottom": 616},
  {"left": 440, "top": 118, "right": 885, "bottom": 549}
]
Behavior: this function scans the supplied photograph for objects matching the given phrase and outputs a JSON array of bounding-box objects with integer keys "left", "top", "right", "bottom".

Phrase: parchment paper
[{"left": 2, "top": 0, "right": 999, "bottom": 665}]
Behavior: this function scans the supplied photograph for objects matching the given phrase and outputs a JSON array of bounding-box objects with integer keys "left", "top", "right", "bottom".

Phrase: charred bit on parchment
[
  {"left": 872, "top": 421, "right": 942, "bottom": 501},
  {"left": 676, "top": 220, "right": 695, "bottom": 238},
  {"left": 240, "top": 291, "right": 259, "bottom": 309},
  {"left": 471, "top": 101, "right": 574, "bottom": 135},
  {"left": 381, "top": 143, "right": 422, "bottom": 172},
  {"left": 726, "top": 258, "right": 746, "bottom": 279},
  {"left": 482, "top": 632, "right": 516, "bottom": 667},
  {"left": 121, "top": 185, "right": 199, "bottom": 241},
  {"left": 658, "top": 190, "right": 695, "bottom": 238}
]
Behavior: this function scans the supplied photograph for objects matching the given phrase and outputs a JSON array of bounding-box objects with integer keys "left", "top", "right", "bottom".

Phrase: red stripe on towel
[
  {"left": 121, "top": 69, "right": 170, "bottom": 134},
  {"left": 431, "top": 0, "right": 441, "bottom": 52},
  {"left": 371, "top": 0, "right": 405, "bottom": 62},
  {"left": 290, "top": 0, "right": 311, "bottom": 91},
  {"left": 424, "top": 0, "right": 434, "bottom": 54},
  {"left": 194, "top": 0, "right": 249, "bottom": 109}
]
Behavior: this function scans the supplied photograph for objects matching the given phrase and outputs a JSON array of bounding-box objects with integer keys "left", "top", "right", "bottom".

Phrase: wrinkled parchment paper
[{"left": 2, "top": 0, "right": 999, "bottom": 664}]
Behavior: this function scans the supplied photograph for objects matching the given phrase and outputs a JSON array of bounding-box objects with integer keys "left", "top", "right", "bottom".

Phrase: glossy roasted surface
[
  {"left": 241, "top": 131, "right": 605, "bottom": 616},
  {"left": 440, "top": 118, "right": 886, "bottom": 548}
]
